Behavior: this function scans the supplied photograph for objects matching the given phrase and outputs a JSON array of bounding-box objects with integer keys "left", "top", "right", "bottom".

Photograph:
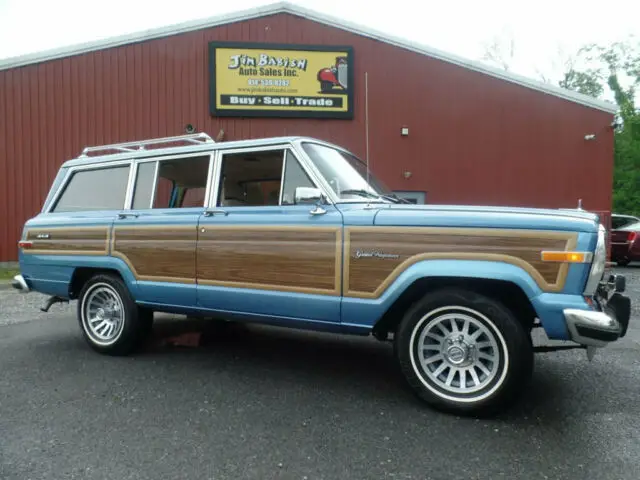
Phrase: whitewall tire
[
  {"left": 394, "top": 288, "right": 533, "bottom": 416},
  {"left": 77, "top": 273, "right": 147, "bottom": 356}
]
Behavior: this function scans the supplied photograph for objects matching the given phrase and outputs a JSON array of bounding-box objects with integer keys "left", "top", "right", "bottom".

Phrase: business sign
[{"left": 209, "top": 42, "right": 354, "bottom": 119}]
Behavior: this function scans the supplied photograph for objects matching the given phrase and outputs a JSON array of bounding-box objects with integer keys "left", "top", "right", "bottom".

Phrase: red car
[{"left": 610, "top": 218, "right": 640, "bottom": 266}]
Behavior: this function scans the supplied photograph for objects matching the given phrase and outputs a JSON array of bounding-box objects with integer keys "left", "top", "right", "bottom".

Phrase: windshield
[{"left": 300, "top": 142, "right": 397, "bottom": 202}]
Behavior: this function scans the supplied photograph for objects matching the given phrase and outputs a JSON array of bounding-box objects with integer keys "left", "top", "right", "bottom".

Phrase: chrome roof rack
[{"left": 78, "top": 132, "right": 215, "bottom": 158}]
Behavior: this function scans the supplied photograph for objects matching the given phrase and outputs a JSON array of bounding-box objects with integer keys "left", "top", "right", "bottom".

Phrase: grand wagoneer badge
[{"left": 354, "top": 249, "right": 400, "bottom": 259}]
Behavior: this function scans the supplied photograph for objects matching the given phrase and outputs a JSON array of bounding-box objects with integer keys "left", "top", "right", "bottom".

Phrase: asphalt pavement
[{"left": 1, "top": 267, "right": 639, "bottom": 480}]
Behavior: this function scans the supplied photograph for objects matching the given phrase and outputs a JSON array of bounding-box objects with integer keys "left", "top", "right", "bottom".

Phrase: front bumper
[{"left": 564, "top": 274, "right": 631, "bottom": 347}]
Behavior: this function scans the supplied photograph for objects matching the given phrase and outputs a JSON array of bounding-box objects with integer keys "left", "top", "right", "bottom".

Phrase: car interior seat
[{"left": 220, "top": 178, "right": 246, "bottom": 206}]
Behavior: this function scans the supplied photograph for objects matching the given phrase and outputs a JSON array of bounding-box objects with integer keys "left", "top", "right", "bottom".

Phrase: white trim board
[{"left": 0, "top": 1, "right": 617, "bottom": 114}]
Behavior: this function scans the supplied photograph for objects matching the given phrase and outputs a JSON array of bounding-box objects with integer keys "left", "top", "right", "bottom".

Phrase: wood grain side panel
[
  {"left": 112, "top": 226, "right": 197, "bottom": 283},
  {"left": 197, "top": 227, "right": 341, "bottom": 294},
  {"left": 24, "top": 227, "right": 109, "bottom": 255},
  {"left": 345, "top": 227, "right": 578, "bottom": 297}
]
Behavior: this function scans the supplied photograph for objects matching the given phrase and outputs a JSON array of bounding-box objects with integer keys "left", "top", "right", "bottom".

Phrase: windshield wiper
[
  {"left": 340, "top": 189, "right": 414, "bottom": 204},
  {"left": 379, "top": 193, "right": 412, "bottom": 204},
  {"left": 339, "top": 189, "right": 382, "bottom": 199}
]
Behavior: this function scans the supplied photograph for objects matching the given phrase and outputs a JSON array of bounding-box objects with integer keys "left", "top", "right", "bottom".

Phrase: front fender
[{"left": 341, "top": 259, "right": 544, "bottom": 330}]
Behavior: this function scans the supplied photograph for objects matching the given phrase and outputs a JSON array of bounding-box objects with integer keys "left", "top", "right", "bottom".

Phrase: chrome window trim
[
  {"left": 148, "top": 160, "right": 160, "bottom": 209},
  {"left": 45, "top": 159, "right": 133, "bottom": 214},
  {"left": 203, "top": 152, "right": 216, "bottom": 209},
  {"left": 209, "top": 149, "right": 223, "bottom": 208},
  {"left": 278, "top": 150, "right": 287, "bottom": 206},
  {"left": 123, "top": 161, "right": 138, "bottom": 210}
]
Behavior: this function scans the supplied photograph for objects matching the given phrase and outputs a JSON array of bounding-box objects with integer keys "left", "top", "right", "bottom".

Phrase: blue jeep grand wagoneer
[{"left": 13, "top": 132, "right": 631, "bottom": 416}]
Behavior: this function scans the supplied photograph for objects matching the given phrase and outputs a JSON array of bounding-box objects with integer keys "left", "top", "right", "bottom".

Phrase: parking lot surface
[{"left": 1, "top": 267, "right": 640, "bottom": 480}]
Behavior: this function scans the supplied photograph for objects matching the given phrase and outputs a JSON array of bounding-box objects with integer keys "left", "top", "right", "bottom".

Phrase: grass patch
[{"left": 0, "top": 268, "right": 19, "bottom": 281}]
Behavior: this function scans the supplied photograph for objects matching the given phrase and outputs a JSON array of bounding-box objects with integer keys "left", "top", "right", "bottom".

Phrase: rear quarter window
[
  {"left": 51, "top": 165, "right": 131, "bottom": 212},
  {"left": 41, "top": 167, "right": 70, "bottom": 212}
]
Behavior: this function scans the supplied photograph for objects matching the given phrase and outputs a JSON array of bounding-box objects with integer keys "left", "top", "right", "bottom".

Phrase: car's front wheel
[
  {"left": 394, "top": 288, "right": 533, "bottom": 417},
  {"left": 77, "top": 273, "right": 147, "bottom": 356}
]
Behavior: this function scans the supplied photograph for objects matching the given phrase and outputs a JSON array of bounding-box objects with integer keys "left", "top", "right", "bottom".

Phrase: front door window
[{"left": 217, "top": 148, "right": 317, "bottom": 207}]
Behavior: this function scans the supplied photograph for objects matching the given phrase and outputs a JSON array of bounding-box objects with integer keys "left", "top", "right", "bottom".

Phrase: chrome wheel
[
  {"left": 81, "top": 283, "right": 125, "bottom": 346},
  {"left": 409, "top": 305, "right": 508, "bottom": 402}
]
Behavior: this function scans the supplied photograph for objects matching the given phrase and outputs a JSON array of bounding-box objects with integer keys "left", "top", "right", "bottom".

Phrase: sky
[{"left": 0, "top": 0, "right": 638, "bottom": 86}]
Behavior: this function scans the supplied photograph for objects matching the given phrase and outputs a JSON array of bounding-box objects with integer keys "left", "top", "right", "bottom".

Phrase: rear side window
[
  {"left": 132, "top": 162, "right": 156, "bottom": 209},
  {"left": 52, "top": 165, "right": 131, "bottom": 212},
  {"left": 132, "top": 155, "right": 211, "bottom": 209}
]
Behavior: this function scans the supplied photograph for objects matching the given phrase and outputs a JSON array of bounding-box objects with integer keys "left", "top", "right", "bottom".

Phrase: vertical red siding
[{"left": 0, "top": 12, "right": 614, "bottom": 262}]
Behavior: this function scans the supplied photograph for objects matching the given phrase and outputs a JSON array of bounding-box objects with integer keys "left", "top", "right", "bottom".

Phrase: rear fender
[{"left": 20, "top": 254, "right": 139, "bottom": 299}]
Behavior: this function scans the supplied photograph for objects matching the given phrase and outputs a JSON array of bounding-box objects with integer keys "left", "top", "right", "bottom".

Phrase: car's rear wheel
[
  {"left": 77, "top": 273, "right": 146, "bottom": 356},
  {"left": 394, "top": 288, "right": 533, "bottom": 417}
]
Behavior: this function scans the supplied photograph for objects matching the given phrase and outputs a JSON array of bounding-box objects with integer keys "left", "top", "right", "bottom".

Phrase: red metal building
[{"left": 0, "top": 2, "right": 618, "bottom": 262}]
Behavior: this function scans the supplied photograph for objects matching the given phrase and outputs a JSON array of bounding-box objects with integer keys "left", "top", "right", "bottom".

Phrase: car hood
[{"left": 367, "top": 203, "right": 601, "bottom": 233}]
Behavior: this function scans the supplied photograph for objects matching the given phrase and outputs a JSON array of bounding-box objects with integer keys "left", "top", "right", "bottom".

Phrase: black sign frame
[{"left": 208, "top": 41, "right": 355, "bottom": 119}]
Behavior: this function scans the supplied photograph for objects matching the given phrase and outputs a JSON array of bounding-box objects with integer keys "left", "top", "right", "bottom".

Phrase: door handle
[
  {"left": 117, "top": 212, "right": 139, "bottom": 219},
  {"left": 203, "top": 208, "right": 228, "bottom": 217}
]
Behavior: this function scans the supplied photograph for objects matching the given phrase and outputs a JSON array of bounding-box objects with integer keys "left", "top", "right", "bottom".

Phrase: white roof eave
[{"left": 0, "top": 1, "right": 618, "bottom": 114}]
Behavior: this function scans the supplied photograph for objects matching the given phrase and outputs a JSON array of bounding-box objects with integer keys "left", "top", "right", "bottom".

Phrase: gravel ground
[
  {"left": 0, "top": 289, "right": 73, "bottom": 326},
  {"left": 0, "top": 266, "right": 639, "bottom": 480}
]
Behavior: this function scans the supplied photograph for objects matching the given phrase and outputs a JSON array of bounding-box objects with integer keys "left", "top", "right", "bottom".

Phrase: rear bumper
[
  {"left": 563, "top": 274, "right": 631, "bottom": 347},
  {"left": 11, "top": 274, "right": 30, "bottom": 293}
]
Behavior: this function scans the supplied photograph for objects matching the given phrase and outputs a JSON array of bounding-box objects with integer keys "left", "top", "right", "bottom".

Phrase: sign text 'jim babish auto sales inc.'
[{"left": 209, "top": 42, "right": 354, "bottom": 119}]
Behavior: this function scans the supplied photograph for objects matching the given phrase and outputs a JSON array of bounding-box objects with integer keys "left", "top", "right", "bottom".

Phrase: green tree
[
  {"left": 558, "top": 68, "right": 604, "bottom": 98},
  {"left": 561, "top": 39, "right": 640, "bottom": 215}
]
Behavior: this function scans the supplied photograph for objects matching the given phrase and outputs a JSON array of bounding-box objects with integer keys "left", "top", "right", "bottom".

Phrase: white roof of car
[
  {"left": 0, "top": 1, "right": 617, "bottom": 114},
  {"left": 62, "top": 135, "right": 330, "bottom": 168}
]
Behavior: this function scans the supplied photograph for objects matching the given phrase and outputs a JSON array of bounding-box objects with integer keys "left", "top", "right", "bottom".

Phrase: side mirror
[{"left": 294, "top": 187, "right": 324, "bottom": 205}]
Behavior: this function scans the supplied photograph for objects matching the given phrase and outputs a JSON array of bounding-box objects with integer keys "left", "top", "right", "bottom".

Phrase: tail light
[{"left": 628, "top": 232, "right": 637, "bottom": 243}]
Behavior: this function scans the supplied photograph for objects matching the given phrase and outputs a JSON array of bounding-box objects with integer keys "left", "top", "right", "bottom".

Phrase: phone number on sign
[{"left": 247, "top": 79, "right": 291, "bottom": 87}]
